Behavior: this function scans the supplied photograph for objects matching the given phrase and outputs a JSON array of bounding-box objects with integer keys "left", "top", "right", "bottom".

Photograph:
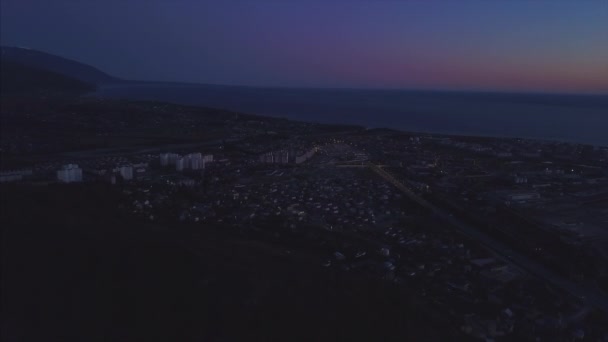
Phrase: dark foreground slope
[
  {"left": 0, "top": 61, "right": 95, "bottom": 95},
  {"left": 0, "top": 184, "right": 459, "bottom": 342}
]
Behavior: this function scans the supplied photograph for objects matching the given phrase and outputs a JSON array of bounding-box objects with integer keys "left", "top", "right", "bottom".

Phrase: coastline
[{"left": 92, "top": 84, "right": 608, "bottom": 148}]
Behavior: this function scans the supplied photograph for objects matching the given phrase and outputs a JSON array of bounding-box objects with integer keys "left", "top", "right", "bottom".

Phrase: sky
[{"left": 1, "top": 0, "right": 607, "bottom": 93}]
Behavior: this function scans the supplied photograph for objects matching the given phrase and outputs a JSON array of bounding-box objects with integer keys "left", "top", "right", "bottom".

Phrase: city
[
  {"left": 2, "top": 97, "right": 608, "bottom": 339},
  {"left": 2, "top": 1, "right": 607, "bottom": 340}
]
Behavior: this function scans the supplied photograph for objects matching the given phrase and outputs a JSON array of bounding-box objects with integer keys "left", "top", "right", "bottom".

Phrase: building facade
[{"left": 57, "top": 164, "right": 83, "bottom": 183}]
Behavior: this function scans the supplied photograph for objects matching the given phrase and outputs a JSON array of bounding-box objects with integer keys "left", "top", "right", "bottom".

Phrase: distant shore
[{"left": 94, "top": 84, "right": 608, "bottom": 147}]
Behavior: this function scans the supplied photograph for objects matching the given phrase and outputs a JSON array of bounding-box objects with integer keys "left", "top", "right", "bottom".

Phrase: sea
[{"left": 95, "top": 83, "right": 608, "bottom": 146}]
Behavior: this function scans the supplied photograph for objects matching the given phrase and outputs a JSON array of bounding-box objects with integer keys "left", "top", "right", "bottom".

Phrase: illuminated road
[{"left": 369, "top": 163, "right": 608, "bottom": 314}]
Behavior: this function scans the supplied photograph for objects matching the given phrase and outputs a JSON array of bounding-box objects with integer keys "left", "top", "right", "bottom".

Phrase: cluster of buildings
[
  {"left": 295, "top": 147, "right": 317, "bottom": 164},
  {"left": 259, "top": 150, "right": 290, "bottom": 164},
  {"left": 119, "top": 147, "right": 607, "bottom": 340},
  {"left": 4, "top": 151, "right": 216, "bottom": 185},
  {"left": 53, "top": 161, "right": 150, "bottom": 184},
  {"left": 0, "top": 155, "right": 154, "bottom": 185},
  {"left": 160, "top": 152, "right": 213, "bottom": 171},
  {"left": 156, "top": 164, "right": 403, "bottom": 233},
  {"left": 94, "top": 162, "right": 149, "bottom": 183},
  {"left": 57, "top": 164, "right": 83, "bottom": 183},
  {"left": 115, "top": 165, "right": 133, "bottom": 181},
  {"left": 3, "top": 126, "right": 608, "bottom": 340},
  {"left": 258, "top": 147, "right": 317, "bottom": 164},
  {"left": 0, "top": 169, "right": 33, "bottom": 183}
]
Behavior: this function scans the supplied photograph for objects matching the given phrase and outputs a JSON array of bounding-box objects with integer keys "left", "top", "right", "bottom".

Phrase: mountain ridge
[
  {"left": 1, "top": 46, "right": 120, "bottom": 85},
  {"left": 1, "top": 60, "right": 96, "bottom": 95}
]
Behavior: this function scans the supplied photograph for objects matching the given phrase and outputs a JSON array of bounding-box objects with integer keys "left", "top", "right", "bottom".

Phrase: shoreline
[{"left": 89, "top": 89, "right": 608, "bottom": 148}]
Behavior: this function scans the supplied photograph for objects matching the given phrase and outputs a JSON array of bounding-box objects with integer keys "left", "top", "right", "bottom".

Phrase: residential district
[{"left": 2, "top": 100, "right": 608, "bottom": 340}]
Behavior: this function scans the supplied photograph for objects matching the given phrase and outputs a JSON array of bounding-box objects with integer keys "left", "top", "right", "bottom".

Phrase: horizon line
[{"left": 113, "top": 80, "right": 608, "bottom": 97}]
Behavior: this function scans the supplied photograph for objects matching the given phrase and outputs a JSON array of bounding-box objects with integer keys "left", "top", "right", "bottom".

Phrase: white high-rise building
[
  {"left": 57, "top": 164, "right": 83, "bottom": 183},
  {"left": 160, "top": 153, "right": 170, "bottom": 166},
  {"left": 280, "top": 151, "right": 289, "bottom": 164},
  {"left": 176, "top": 157, "right": 186, "bottom": 172},
  {"left": 119, "top": 165, "right": 134, "bottom": 180},
  {"left": 191, "top": 158, "right": 203, "bottom": 170},
  {"left": 165, "top": 152, "right": 211, "bottom": 171},
  {"left": 189, "top": 153, "right": 203, "bottom": 170},
  {"left": 184, "top": 155, "right": 192, "bottom": 169}
]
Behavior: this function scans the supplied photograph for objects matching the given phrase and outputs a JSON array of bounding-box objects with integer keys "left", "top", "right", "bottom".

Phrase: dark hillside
[
  {"left": 1, "top": 46, "right": 119, "bottom": 84},
  {"left": 0, "top": 184, "right": 459, "bottom": 341},
  {"left": 1, "top": 60, "right": 95, "bottom": 95}
]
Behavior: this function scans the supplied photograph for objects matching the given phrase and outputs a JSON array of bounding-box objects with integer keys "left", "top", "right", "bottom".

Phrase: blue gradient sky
[{"left": 1, "top": 0, "right": 607, "bottom": 93}]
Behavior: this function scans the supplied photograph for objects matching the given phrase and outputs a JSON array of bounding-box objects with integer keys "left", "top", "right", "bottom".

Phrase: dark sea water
[{"left": 95, "top": 83, "right": 608, "bottom": 146}]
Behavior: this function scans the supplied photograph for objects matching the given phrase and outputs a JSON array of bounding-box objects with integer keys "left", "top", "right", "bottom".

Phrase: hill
[
  {"left": 1, "top": 46, "right": 119, "bottom": 84},
  {"left": 0, "top": 183, "right": 456, "bottom": 341},
  {"left": 0, "top": 60, "right": 96, "bottom": 95}
]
